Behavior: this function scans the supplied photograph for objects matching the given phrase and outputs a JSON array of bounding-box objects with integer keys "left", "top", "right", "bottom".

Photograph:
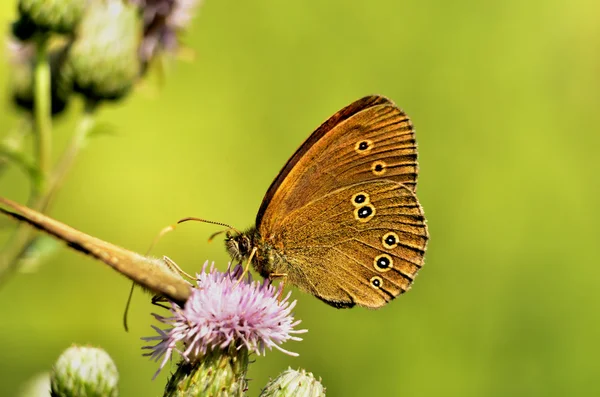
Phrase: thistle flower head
[
  {"left": 143, "top": 262, "right": 307, "bottom": 377},
  {"left": 64, "top": 0, "right": 141, "bottom": 101},
  {"left": 18, "top": 0, "right": 88, "bottom": 35},
  {"left": 130, "top": 0, "right": 202, "bottom": 62}
]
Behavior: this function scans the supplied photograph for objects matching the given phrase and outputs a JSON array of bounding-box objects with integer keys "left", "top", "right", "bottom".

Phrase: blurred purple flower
[
  {"left": 129, "top": 0, "right": 202, "bottom": 62},
  {"left": 142, "top": 262, "right": 307, "bottom": 378}
]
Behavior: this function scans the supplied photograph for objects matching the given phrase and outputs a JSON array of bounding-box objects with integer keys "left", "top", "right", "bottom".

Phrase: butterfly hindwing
[{"left": 268, "top": 180, "right": 428, "bottom": 308}]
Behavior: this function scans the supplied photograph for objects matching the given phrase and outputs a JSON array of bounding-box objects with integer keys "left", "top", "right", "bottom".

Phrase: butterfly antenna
[
  {"left": 122, "top": 217, "right": 239, "bottom": 331},
  {"left": 144, "top": 217, "right": 239, "bottom": 253},
  {"left": 176, "top": 217, "right": 242, "bottom": 244},
  {"left": 207, "top": 229, "right": 226, "bottom": 243},
  {"left": 177, "top": 217, "right": 241, "bottom": 235}
]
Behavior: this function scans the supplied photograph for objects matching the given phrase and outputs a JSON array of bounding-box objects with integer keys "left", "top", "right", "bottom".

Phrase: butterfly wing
[
  {"left": 269, "top": 180, "right": 428, "bottom": 308},
  {"left": 257, "top": 95, "right": 419, "bottom": 235}
]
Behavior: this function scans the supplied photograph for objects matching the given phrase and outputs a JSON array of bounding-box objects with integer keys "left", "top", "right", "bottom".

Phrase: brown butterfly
[
  {"left": 226, "top": 95, "right": 429, "bottom": 308},
  {"left": 0, "top": 95, "right": 428, "bottom": 309}
]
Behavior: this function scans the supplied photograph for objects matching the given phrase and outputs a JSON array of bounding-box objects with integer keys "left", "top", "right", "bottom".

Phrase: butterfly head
[{"left": 225, "top": 229, "right": 254, "bottom": 263}]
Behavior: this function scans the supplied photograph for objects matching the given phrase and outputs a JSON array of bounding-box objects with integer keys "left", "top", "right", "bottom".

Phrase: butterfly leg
[
  {"left": 162, "top": 255, "right": 195, "bottom": 281},
  {"left": 151, "top": 294, "right": 175, "bottom": 310},
  {"left": 269, "top": 272, "right": 288, "bottom": 301},
  {"left": 123, "top": 232, "right": 194, "bottom": 331},
  {"left": 144, "top": 217, "right": 230, "bottom": 257},
  {"left": 235, "top": 246, "right": 258, "bottom": 286},
  {"left": 123, "top": 284, "right": 176, "bottom": 332}
]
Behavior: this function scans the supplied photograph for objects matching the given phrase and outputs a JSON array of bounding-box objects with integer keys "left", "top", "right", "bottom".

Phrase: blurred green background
[{"left": 1, "top": 0, "right": 599, "bottom": 396}]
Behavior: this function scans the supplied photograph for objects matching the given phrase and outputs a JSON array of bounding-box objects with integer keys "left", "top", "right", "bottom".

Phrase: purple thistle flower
[
  {"left": 129, "top": 0, "right": 202, "bottom": 62},
  {"left": 142, "top": 262, "right": 307, "bottom": 377}
]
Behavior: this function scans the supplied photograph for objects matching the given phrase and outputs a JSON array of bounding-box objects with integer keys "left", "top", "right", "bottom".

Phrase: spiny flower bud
[
  {"left": 163, "top": 347, "right": 249, "bottom": 397},
  {"left": 50, "top": 345, "right": 119, "bottom": 397},
  {"left": 18, "top": 0, "right": 88, "bottom": 35},
  {"left": 259, "top": 368, "right": 326, "bottom": 397},
  {"left": 64, "top": 0, "right": 141, "bottom": 101}
]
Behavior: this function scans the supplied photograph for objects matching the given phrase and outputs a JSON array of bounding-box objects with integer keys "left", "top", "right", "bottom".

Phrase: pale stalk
[
  {"left": 0, "top": 118, "right": 32, "bottom": 180},
  {"left": 0, "top": 102, "right": 98, "bottom": 284},
  {"left": 32, "top": 35, "right": 51, "bottom": 196}
]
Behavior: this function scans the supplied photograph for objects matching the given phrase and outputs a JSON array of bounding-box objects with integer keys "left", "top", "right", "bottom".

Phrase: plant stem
[
  {"left": 0, "top": 101, "right": 98, "bottom": 284},
  {"left": 32, "top": 34, "right": 52, "bottom": 196},
  {"left": 0, "top": 118, "right": 33, "bottom": 180},
  {"left": 44, "top": 100, "right": 98, "bottom": 209}
]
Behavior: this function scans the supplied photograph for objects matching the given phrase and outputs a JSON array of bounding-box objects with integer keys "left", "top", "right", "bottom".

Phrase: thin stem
[
  {"left": 32, "top": 34, "right": 52, "bottom": 196},
  {"left": 44, "top": 100, "right": 98, "bottom": 209},
  {"left": 0, "top": 117, "right": 33, "bottom": 180},
  {"left": 0, "top": 101, "right": 98, "bottom": 284}
]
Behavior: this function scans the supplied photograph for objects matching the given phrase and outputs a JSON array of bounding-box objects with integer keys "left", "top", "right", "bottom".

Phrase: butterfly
[
  {"left": 0, "top": 95, "right": 428, "bottom": 309},
  {"left": 225, "top": 95, "right": 429, "bottom": 308}
]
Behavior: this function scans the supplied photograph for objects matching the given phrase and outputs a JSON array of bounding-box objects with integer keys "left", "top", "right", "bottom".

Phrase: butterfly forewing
[
  {"left": 257, "top": 95, "right": 393, "bottom": 225},
  {"left": 257, "top": 95, "right": 419, "bottom": 236}
]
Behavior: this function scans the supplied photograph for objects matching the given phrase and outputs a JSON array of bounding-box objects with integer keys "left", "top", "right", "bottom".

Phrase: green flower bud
[
  {"left": 259, "top": 368, "right": 326, "bottom": 397},
  {"left": 50, "top": 345, "right": 119, "bottom": 397},
  {"left": 164, "top": 347, "right": 249, "bottom": 397},
  {"left": 18, "top": 0, "right": 88, "bottom": 35},
  {"left": 64, "top": 0, "right": 141, "bottom": 101}
]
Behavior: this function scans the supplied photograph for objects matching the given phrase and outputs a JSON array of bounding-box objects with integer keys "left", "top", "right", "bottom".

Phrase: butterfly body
[{"left": 226, "top": 95, "right": 429, "bottom": 309}]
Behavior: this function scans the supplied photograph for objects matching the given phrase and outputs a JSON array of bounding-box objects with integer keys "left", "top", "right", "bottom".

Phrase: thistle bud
[
  {"left": 64, "top": 0, "right": 141, "bottom": 101},
  {"left": 18, "top": 0, "right": 88, "bottom": 35},
  {"left": 259, "top": 368, "right": 326, "bottom": 397},
  {"left": 50, "top": 345, "right": 119, "bottom": 397}
]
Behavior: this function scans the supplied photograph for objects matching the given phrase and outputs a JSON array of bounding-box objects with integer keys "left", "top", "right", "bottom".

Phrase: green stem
[
  {"left": 0, "top": 117, "right": 33, "bottom": 180},
  {"left": 0, "top": 102, "right": 98, "bottom": 285},
  {"left": 44, "top": 100, "right": 98, "bottom": 209},
  {"left": 33, "top": 34, "right": 52, "bottom": 196}
]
